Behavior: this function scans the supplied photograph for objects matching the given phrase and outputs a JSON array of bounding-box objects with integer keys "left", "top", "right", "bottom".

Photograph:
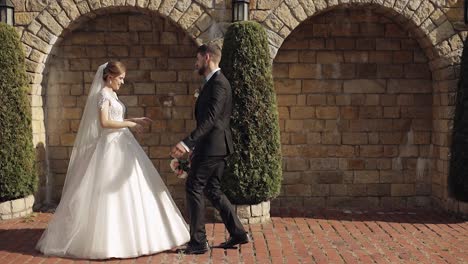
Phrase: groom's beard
[{"left": 198, "top": 63, "right": 207, "bottom": 76}]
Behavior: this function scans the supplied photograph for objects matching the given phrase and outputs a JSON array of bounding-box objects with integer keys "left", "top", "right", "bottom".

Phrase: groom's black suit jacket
[{"left": 183, "top": 70, "right": 234, "bottom": 157}]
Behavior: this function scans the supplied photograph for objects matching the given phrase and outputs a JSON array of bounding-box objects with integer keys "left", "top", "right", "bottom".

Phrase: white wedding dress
[{"left": 36, "top": 63, "right": 190, "bottom": 259}]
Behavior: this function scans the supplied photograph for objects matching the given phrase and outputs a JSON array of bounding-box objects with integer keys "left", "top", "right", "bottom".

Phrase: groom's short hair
[{"left": 197, "top": 44, "right": 221, "bottom": 64}]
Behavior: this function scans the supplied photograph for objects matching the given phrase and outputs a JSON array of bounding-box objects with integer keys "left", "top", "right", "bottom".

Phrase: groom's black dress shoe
[
  {"left": 219, "top": 233, "right": 251, "bottom": 248},
  {"left": 177, "top": 242, "right": 209, "bottom": 255}
]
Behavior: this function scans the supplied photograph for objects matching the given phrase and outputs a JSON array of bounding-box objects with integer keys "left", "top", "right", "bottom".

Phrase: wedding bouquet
[{"left": 170, "top": 158, "right": 190, "bottom": 179}]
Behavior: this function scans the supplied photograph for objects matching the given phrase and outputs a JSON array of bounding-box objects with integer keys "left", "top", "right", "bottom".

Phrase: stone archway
[
  {"left": 262, "top": 1, "right": 464, "bottom": 212},
  {"left": 24, "top": 1, "right": 220, "bottom": 206}
]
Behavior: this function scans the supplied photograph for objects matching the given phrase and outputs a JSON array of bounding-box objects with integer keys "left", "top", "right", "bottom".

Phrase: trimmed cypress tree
[
  {"left": 0, "top": 23, "right": 37, "bottom": 202},
  {"left": 220, "top": 21, "right": 282, "bottom": 204},
  {"left": 449, "top": 37, "right": 468, "bottom": 202}
]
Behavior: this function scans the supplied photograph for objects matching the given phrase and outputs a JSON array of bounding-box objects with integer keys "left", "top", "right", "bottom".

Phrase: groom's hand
[
  {"left": 170, "top": 142, "right": 187, "bottom": 158},
  {"left": 132, "top": 117, "right": 153, "bottom": 125}
]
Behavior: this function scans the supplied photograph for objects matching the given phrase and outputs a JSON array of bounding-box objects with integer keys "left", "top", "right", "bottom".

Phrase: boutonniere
[{"left": 194, "top": 89, "right": 200, "bottom": 98}]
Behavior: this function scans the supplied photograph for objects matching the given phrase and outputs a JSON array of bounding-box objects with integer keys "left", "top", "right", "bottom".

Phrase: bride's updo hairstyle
[{"left": 103, "top": 61, "right": 126, "bottom": 82}]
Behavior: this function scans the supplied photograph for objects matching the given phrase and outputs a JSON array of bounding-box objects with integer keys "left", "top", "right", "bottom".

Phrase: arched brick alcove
[
  {"left": 262, "top": 1, "right": 463, "bottom": 213},
  {"left": 25, "top": 2, "right": 218, "bottom": 208}
]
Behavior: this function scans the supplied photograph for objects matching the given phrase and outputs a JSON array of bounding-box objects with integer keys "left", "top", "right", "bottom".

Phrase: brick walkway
[{"left": 0, "top": 210, "right": 466, "bottom": 263}]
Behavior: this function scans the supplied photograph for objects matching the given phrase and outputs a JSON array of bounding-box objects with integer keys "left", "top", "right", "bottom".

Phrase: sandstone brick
[
  {"left": 304, "top": 133, "right": 320, "bottom": 145},
  {"left": 289, "top": 64, "right": 322, "bottom": 79},
  {"left": 0, "top": 201, "right": 11, "bottom": 215},
  {"left": 149, "top": 146, "right": 171, "bottom": 159},
  {"left": 144, "top": 46, "right": 169, "bottom": 57},
  {"left": 355, "top": 38, "right": 375, "bottom": 50},
  {"left": 377, "top": 64, "right": 403, "bottom": 78},
  {"left": 356, "top": 64, "right": 377, "bottom": 79},
  {"left": 290, "top": 107, "right": 315, "bottom": 119},
  {"left": 286, "top": 158, "right": 309, "bottom": 171},
  {"left": 276, "top": 50, "right": 299, "bottom": 63},
  {"left": 391, "top": 184, "right": 415, "bottom": 196},
  {"left": 369, "top": 51, "right": 393, "bottom": 63},
  {"left": 380, "top": 169, "right": 404, "bottom": 183},
  {"left": 413, "top": 132, "right": 431, "bottom": 145},
  {"left": 393, "top": 51, "right": 413, "bottom": 63},
  {"left": 388, "top": 80, "right": 432, "bottom": 94},
  {"left": 360, "top": 145, "right": 383, "bottom": 157},
  {"left": 354, "top": 170, "right": 380, "bottom": 183},
  {"left": 37, "top": 11, "right": 63, "bottom": 36},
  {"left": 404, "top": 64, "right": 431, "bottom": 79},
  {"left": 343, "top": 51, "right": 368, "bottom": 63},
  {"left": 347, "top": 184, "right": 367, "bottom": 197},
  {"left": 150, "top": 71, "right": 177, "bottom": 82},
  {"left": 15, "top": 12, "right": 36, "bottom": 26},
  {"left": 273, "top": 64, "right": 289, "bottom": 78},
  {"left": 334, "top": 95, "right": 350, "bottom": 106},
  {"left": 377, "top": 38, "right": 402, "bottom": 51},
  {"left": 11, "top": 198, "right": 26, "bottom": 213},
  {"left": 284, "top": 184, "right": 311, "bottom": 196},
  {"left": 60, "top": 134, "right": 76, "bottom": 146},
  {"left": 320, "top": 64, "right": 356, "bottom": 79},
  {"left": 334, "top": 38, "right": 355, "bottom": 50},
  {"left": 167, "top": 58, "right": 194, "bottom": 70},
  {"left": 171, "top": 107, "right": 192, "bottom": 119},
  {"left": 316, "top": 51, "right": 344, "bottom": 63},
  {"left": 342, "top": 132, "right": 368, "bottom": 145},
  {"left": 306, "top": 95, "right": 327, "bottom": 105},
  {"left": 330, "top": 145, "right": 356, "bottom": 157},
  {"left": 156, "top": 83, "right": 187, "bottom": 95},
  {"left": 275, "top": 79, "right": 302, "bottom": 94},
  {"left": 129, "top": 15, "right": 152, "bottom": 31},
  {"left": 62, "top": 108, "right": 82, "bottom": 119},
  {"left": 277, "top": 107, "right": 289, "bottom": 119},
  {"left": 321, "top": 133, "right": 340, "bottom": 144},
  {"left": 367, "top": 184, "right": 391, "bottom": 196},
  {"left": 310, "top": 184, "right": 330, "bottom": 197},
  {"left": 302, "top": 80, "right": 342, "bottom": 93},
  {"left": 22, "top": 32, "right": 49, "bottom": 54},
  {"left": 160, "top": 32, "right": 178, "bottom": 45},
  {"left": 344, "top": 79, "right": 385, "bottom": 93},
  {"left": 69, "top": 59, "right": 91, "bottom": 71},
  {"left": 285, "top": 120, "right": 304, "bottom": 132},
  {"left": 360, "top": 23, "right": 385, "bottom": 36},
  {"left": 347, "top": 159, "right": 366, "bottom": 170},
  {"left": 134, "top": 83, "right": 156, "bottom": 94},
  {"left": 283, "top": 172, "right": 302, "bottom": 185},
  {"left": 330, "top": 23, "right": 359, "bottom": 37},
  {"left": 316, "top": 107, "right": 338, "bottom": 119},
  {"left": 359, "top": 107, "right": 383, "bottom": 119},
  {"left": 330, "top": 184, "right": 347, "bottom": 196},
  {"left": 309, "top": 158, "right": 339, "bottom": 170},
  {"left": 383, "top": 107, "right": 400, "bottom": 118},
  {"left": 314, "top": 171, "right": 343, "bottom": 184},
  {"left": 296, "top": 51, "right": 316, "bottom": 63}
]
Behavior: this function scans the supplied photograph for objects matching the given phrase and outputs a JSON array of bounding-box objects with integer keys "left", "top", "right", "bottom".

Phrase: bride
[{"left": 36, "top": 62, "right": 190, "bottom": 259}]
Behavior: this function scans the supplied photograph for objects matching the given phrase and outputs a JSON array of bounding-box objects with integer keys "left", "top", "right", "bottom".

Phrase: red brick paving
[{"left": 0, "top": 210, "right": 466, "bottom": 263}]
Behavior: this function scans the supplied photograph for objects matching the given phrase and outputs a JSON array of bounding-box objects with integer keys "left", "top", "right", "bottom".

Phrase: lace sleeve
[{"left": 97, "top": 91, "right": 112, "bottom": 110}]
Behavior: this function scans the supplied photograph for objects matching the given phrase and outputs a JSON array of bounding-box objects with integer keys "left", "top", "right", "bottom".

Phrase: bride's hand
[{"left": 129, "top": 122, "right": 144, "bottom": 133}]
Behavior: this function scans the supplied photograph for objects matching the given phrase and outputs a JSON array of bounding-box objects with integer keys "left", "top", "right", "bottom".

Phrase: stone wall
[
  {"left": 272, "top": 7, "right": 433, "bottom": 212},
  {"left": 43, "top": 10, "right": 199, "bottom": 209},
  {"left": 6, "top": 0, "right": 468, "bottom": 214}
]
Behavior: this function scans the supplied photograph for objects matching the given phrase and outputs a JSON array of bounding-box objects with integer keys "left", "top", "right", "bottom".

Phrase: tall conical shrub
[
  {"left": 0, "top": 23, "right": 37, "bottom": 202},
  {"left": 449, "top": 37, "right": 468, "bottom": 201},
  {"left": 220, "top": 21, "right": 282, "bottom": 204}
]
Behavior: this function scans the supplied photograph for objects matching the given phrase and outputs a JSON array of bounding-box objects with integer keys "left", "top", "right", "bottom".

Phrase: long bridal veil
[{"left": 36, "top": 62, "right": 108, "bottom": 253}]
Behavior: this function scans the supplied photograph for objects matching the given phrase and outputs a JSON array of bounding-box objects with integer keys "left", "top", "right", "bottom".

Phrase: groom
[{"left": 171, "top": 44, "right": 250, "bottom": 254}]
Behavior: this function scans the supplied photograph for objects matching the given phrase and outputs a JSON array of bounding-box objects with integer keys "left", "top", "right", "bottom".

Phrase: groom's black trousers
[{"left": 185, "top": 155, "right": 245, "bottom": 246}]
